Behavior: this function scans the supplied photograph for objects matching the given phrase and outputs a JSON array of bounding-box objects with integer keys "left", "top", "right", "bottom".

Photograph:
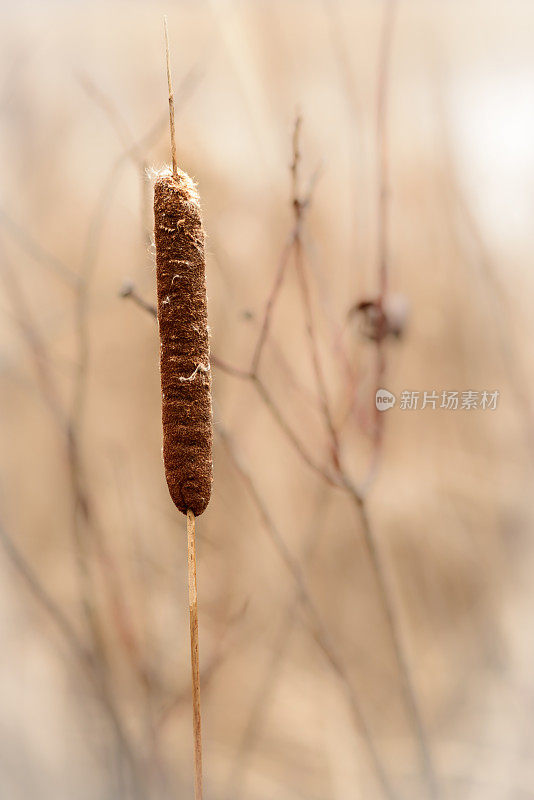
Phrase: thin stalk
[
  {"left": 164, "top": 16, "right": 178, "bottom": 179},
  {"left": 187, "top": 510, "right": 203, "bottom": 800}
]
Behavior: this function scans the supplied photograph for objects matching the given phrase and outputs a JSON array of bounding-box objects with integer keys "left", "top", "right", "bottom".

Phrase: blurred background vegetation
[{"left": 0, "top": 1, "right": 533, "bottom": 798}]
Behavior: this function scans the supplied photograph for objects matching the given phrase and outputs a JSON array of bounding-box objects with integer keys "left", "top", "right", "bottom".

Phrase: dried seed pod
[{"left": 154, "top": 168, "right": 212, "bottom": 516}]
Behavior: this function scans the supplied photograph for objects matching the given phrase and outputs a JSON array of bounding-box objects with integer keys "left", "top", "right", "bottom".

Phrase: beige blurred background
[{"left": 0, "top": 1, "right": 533, "bottom": 798}]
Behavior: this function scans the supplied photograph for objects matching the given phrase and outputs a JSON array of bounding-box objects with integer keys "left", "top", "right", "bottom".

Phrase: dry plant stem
[
  {"left": 372, "top": 0, "right": 396, "bottom": 451},
  {"left": 376, "top": 0, "right": 396, "bottom": 303},
  {"left": 213, "top": 238, "right": 319, "bottom": 411},
  {"left": 252, "top": 375, "right": 339, "bottom": 485},
  {"left": 250, "top": 143, "right": 320, "bottom": 378},
  {"left": 187, "top": 510, "right": 203, "bottom": 800},
  {"left": 157, "top": 647, "right": 225, "bottom": 733},
  {"left": 250, "top": 230, "right": 296, "bottom": 375},
  {"left": 120, "top": 284, "right": 157, "bottom": 317},
  {"left": 347, "top": 485, "right": 433, "bottom": 790},
  {"left": 291, "top": 116, "right": 341, "bottom": 467},
  {"left": 164, "top": 16, "right": 178, "bottom": 179}
]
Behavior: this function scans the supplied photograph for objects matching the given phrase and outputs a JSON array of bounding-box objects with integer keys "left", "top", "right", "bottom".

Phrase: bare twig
[
  {"left": 346, "top": 480, "right": 437, "bottom": 797},
  {"left": 290, "top": 115, "right": 341, "bottom": 469},
  {"left": 120, "top": 281, "right": 157, "bottom": 318},
  {"left": 252, "top": 375, "right": 339, "bottom": 485},
  {"left": 249, "top": 230, "right": 296, "bottom": 376},
  {"left": 376, "top": 1, "right": 396, "bottom": 305}
]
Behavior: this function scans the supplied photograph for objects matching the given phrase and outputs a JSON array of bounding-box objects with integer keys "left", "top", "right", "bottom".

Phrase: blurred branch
[
  {"left": 0, "top": 222, "right": 146, "bottom": 694},
  {"left": 433, "top": 66, "right": 534, "bottom": 461},
  {"left": 0, "top": 237, "right": 147, "bottom": 762},
  {"left": 376, "top": 1, "right": 396, "bottom": 305},
  {"left": 217, "top": 420, "right": 398, "bottom": 800},
  {"left": 0, "top": 517, "right": 90, "bottom": 665},
  {"left": 120, "top": 280, "right": 157, "bottom": 317},
  {"left": 0, "top": 244, "right": 65, "bottom": 427},
  {"left": 249, "top": 230, "right": 295, "bottom": 376},
  {"left": 290, "top": 115, "right": 341, "bottom": 469},
  {"left": 358, "top": 3, "right": 439, "bottom": 797},
  {"left": 0, "top": 516, "right": 146, "bottom": 800},
  {"left": 226, "top": 483, "right": 332, "bottom": 799},
  {"left": 0, "top": 208, "right": 79, "bottom": 288},
  {"left": 78, "top": 72, "right": 141, "bottom": 160},
  {"left": 79, "top": 66, "right": 203, "bottom": 153},
  {"left": 79, "top": 66, "right": 203, "bottom": 247}
]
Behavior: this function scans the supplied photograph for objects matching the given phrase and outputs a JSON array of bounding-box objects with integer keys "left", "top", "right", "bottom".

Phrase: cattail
[
  {"left": 154, "top": 169, "right": 213, "bottom": 517},
  {"left": 156, "top": 19, "right": 209, "bottom": 800}
]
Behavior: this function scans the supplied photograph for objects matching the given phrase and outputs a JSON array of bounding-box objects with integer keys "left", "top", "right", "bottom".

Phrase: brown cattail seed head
[{"left": 154, "top": 169, "right": 213, "bottom": 517}]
